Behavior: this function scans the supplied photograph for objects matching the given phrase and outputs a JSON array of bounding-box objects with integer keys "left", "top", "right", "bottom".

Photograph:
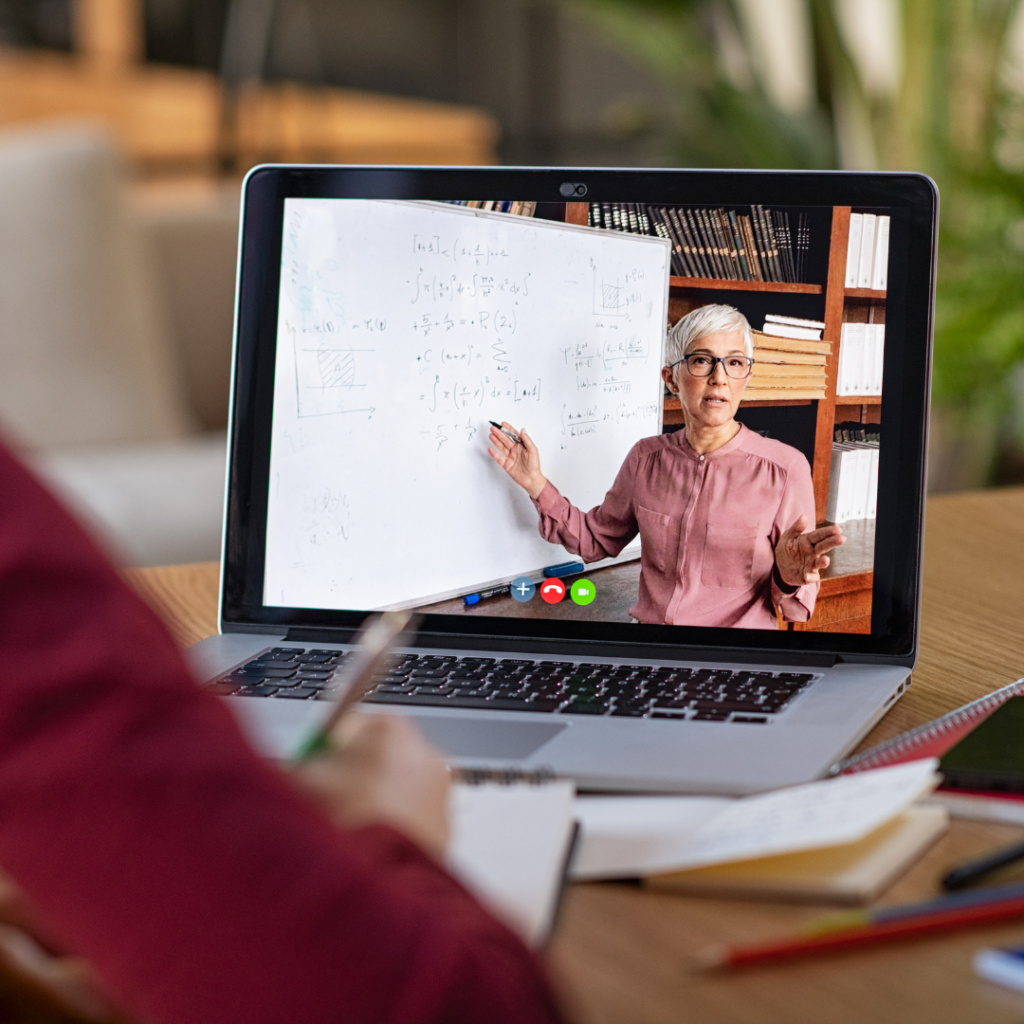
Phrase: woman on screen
[{"left": 487, "top": 304, "right": 845, "bottom": 629}]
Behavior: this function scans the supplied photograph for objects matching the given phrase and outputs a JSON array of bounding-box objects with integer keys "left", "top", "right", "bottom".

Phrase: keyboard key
[
  {"left": 376, "top": 684, "right": 415, "bottom": 693},
  {"left": 692, "top": 710, "right": 732, "bottom": 721},
  {"left": 241, "top": 666, "right": 297, "bottom": 679},
  {"left": 733, "top": 715, "right": 769, "bottom": 723},
  {"left": 610, "top": 707, "right": 648, "bottom": 717},
  {"left": 365, "top": 692, "right": 560, "bottom": 713},
  {"left": 236, "top": 685, "right": 279, "bottom": 697},
  {"left": 412, "top": 685, "right": 454, "bottom": 696},
  {"left": 561, "top": 702, "right": 608, "bottom": 715},
  {"left": 276, "top": 688, "right": 316, "bottom": 699}
]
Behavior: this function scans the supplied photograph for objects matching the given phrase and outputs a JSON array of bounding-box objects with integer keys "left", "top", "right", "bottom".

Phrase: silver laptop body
[{"left": 189, "top": 165, "right": 936, "bottom": 795}]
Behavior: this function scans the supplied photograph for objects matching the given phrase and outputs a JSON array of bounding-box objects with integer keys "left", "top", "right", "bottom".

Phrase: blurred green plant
[{"left": 569, "top": 0, "right": 1024, "bottom": 484}]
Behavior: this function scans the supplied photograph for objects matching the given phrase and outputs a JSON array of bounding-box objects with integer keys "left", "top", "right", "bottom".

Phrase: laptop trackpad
[{"left": 413, "top": 717, "right": 567, "bottom": 760}]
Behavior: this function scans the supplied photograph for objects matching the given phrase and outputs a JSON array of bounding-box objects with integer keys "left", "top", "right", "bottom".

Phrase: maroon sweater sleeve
[{"left": 0, "top": 441, "right": 565, "bottom": 1024}]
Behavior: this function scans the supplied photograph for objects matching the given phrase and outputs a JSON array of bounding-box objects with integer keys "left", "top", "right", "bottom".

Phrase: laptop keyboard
[{"left": 208, "top": 648, "right": 815, "bottom": 723}]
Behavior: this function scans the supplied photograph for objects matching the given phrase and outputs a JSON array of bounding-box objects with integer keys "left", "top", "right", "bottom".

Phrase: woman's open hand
[
  {"left": 487, "top": 423, "right": 548, "bottom": 499},
  {"left": 774, "top": 515, "right": 845, "bottom": 587}
]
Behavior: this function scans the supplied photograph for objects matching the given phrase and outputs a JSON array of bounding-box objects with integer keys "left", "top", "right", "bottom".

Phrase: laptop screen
[
  {"left": 226, "top": 170, "right": 935, "bottom": 662},
  {"left": 259, "top": 194, "right": 901, "bottom": 638}
]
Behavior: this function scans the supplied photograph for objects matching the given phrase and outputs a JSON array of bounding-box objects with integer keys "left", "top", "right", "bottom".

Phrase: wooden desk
[{"left": 125, "top": 486, "right": 1024, "bottom": 1024}]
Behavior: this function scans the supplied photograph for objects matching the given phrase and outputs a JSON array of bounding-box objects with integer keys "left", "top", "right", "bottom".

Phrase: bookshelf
[{"left": 567, "top": 201, "right": 880, "bottom": 633}]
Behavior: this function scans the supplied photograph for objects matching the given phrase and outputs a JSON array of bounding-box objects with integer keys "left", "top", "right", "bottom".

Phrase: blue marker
[
  {"left": 543, "top": 561, "right": 586, "bottom": 578},
  {"left": 464, "top": 583, "right": 513, "bottom": 607}
]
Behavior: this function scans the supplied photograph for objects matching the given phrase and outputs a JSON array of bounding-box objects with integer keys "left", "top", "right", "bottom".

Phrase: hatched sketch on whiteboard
[{"left": 265, "top": 199, "right": 671, "bottom": 612}]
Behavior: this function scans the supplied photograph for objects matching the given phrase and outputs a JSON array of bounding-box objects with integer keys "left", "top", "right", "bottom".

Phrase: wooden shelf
[
  {"left": 836, "top": 395, "right": 881, "bottom": 405},
  {"left": 670, "top": 276, "right": 822, "bottom": 295},
  {"left": 844, "top": 288, "right": 887, "bottom": 299}
]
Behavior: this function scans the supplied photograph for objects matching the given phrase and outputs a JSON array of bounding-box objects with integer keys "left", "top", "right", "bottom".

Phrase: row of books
[
  {"left": 589, "top": 203, "right": 811, "bottom": 284},
  {"left": 834, "top": 424, "right": 880, "bottom": 444},
  {"left": 444, "top": 201, "right": 538, "bottom": 216},
  {"left": 826, "top": 441, "right": 879, "bottom": 523},
  {"left": 746, "top": 315, "right": 829, "bottom": 401},
  {"left": 845, "top": 213, "right": 889, "bottom": 291},
  {"left": 837, "top": 322, "right": 884, "bottom": 397}
]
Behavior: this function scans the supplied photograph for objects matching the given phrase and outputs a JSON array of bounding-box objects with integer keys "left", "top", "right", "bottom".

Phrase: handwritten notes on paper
[{"left": 264, "top": 200, "right": 669, "bottom": 611}]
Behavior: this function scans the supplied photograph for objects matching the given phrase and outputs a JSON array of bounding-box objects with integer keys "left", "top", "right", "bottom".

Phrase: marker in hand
[{"left": 489, "top": 420, "right": 523, "bottom": 446}]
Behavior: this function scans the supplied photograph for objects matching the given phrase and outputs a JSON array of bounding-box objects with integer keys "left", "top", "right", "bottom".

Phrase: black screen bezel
[{"left": 222, "top": 166, "right": 937, "bottom": 668}]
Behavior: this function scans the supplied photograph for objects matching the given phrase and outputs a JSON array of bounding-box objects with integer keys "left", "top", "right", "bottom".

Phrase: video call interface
[{"left": 263, "top": 198, "right": 890, "bottom": 635}]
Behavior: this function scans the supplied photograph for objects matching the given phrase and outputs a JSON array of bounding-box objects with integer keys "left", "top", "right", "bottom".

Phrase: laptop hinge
[{"left": 284, "top": 627, "right": 838, "bottom": 667}]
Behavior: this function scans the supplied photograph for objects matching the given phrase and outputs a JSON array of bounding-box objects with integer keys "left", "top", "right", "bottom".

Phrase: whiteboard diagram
[{"left": 264, "top": 199, "right": 671, "bottom": 611}]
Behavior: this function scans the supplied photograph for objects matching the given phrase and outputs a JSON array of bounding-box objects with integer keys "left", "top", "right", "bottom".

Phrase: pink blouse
[{"left": 532, "top": 424, "right": 818, "bottom": 629}]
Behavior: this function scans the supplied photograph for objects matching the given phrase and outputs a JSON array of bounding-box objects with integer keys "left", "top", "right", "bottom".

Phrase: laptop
[{"left": 188, "top": 166, "right": 937, "bottom": 795}]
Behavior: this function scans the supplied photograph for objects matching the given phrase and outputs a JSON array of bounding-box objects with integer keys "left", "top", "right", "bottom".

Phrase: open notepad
[
  {"left": 447, "top": 779, "right": 577, "bottom": 946},
  {"left": 572, "top": 760, "right": 944, "bottom": 904}
]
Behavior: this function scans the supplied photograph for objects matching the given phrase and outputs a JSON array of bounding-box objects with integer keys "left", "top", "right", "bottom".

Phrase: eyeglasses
[{"left": 668, "top": 353, "right": 754, "bottom": 379}]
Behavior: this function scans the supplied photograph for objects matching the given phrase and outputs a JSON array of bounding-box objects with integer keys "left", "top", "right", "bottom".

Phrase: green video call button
[{"left": 570, "top": 578, "right": 596, "bottom": 606}]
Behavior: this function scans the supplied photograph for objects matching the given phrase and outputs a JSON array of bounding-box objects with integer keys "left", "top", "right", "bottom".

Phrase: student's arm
[{"left": 0, "top": 441, "right": 565, "bottom": 1024}]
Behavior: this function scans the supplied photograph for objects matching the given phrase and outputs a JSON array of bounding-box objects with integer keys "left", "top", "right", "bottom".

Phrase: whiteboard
[{"left": 263, "top": 199, "right": 670, "bottom": 610}]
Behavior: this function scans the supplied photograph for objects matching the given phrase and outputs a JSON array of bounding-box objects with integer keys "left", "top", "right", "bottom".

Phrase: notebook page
[
  {"left": 572, "top": 759, "right": 938, "bottom": 879},
  {"left": 447, "top": 780, "right": 576, "bottom": 946}
]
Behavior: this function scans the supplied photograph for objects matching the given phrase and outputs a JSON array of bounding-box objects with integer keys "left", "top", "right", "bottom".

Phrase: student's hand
[
  {"left": 293, "top": 714, "right": 451, "bottom": 860},
  {"left": 774, "top": 516, "right": 845, "bottom": 587},
  {"left": 487, "top": 422, "right": 548, "bottom": 499}
]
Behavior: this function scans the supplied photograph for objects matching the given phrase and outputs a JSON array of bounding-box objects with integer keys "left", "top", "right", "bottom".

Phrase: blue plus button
[{"left": 510, "top": 576, "right": 536, "bottom": 602}]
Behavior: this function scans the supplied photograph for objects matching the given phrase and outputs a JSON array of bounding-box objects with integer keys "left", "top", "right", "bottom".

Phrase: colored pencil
[{"left": 697, "top": 882, "right": 1024, "bottom": 969}]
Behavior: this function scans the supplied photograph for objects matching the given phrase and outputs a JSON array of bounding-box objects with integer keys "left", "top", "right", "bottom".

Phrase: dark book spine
[
  {"left": 760, "top": 206, "right": 785, "bottom": 282},
  {"left": 691, "top": 209, "right": 720, "bottom": 278},
  {"left": 650, "top": 207, "right": 686, "bottom": 275},
  {"left": 626, "top": 203, "right": 640, "bottom": 233},
  {"left": 703, "top": 209, "right": 728, "bottom": 278},
  {"left": 663, "top": 207, "right": 697, "bottom": 276},
  {"left": 737, "top": 215, "right": 761, "bottom": 281},
  {"left": 750, "top": 206, "right": 775, "bottom": 282},
  {"left": 638, "top": 204, "right": 652, "bottom": 235},
  {"left": 717, "top": 208, "right": 741, "bottom": 279},
  {"left": 679, "top": 208, "right": 711, "bottom": 278},
  {"left": 727, "top": 209, "right": 751, "bottom": 280}
]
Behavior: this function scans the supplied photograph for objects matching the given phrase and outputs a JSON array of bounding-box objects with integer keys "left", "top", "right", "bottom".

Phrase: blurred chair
[{"left": 0, "top": 122, "right": 238, "bottom": 565}]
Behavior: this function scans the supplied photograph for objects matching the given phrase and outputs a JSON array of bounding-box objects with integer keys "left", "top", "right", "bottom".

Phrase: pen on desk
[
  {"left": 464, "top": 583, "right": 512, "bottom": 607},
  {"left": 291, "top": 609, "right": 420, "bottom": 762},
  {"left": 695, "top": 881, "right": 1024, "bottom": 970},
  {"left": 489, "top": 420, "right": 523, "bottom": 445},
  {"left": 943, "top": 837, "right": 1024, "bottom": 890}
]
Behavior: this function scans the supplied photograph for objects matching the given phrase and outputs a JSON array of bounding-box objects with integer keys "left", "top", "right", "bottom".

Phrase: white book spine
[
  {"left": 867, "top": 445, "right": 879, "bottom": 519},
  {"left": 837, "top": 323, "right": 849, "bottom": 396},
  {"left": 862, "top": 325, "right": 877, "bottom": 396},
  {"left": 839, "top": 323, "right": 865, "bottom": 396},
  {"left": 858, "top": 214, "right": 877, "bottom": 289},
  {"left": 826, "top": 446, "right": 845, "bottom": 523},
  {"left": 875, "top": 324, "right": 885, "bottom": 394},
  {"left": 838, "top": 447, "right": 857, "bottom": 523},
  {"left": 845, "top": 214, "right": 863, "bottom": 288},
  {"left": 854, "top": 446, "right": 872, "bottom": 520},
  {"left": 761, "top": 322, "right": 823, "bottom": 341},
  {"left": 871, "top": 215, "right": 890, "bottom": 291}
]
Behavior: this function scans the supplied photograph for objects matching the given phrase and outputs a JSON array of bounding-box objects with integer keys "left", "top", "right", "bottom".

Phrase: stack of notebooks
[
  {"left": 837, "top": 322, "right": 885, "bottom": 396},
  {"left": 826, "top": 440, "right": 879, "bottom": 523},
  {"left": 845, "top": 213, "right": 890, "bottom": 291},
  {"left": 444, "top": 201, "right": 537, "bottom": 216},
  {"left": 747, "top": 314, "right": 829, "bottom": 401},
  {"left": 589, "top": 202, "right": 810, "bottom": 284}
]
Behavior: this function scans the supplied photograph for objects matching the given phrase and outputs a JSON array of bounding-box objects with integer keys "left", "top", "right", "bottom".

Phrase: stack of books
[
  {"left": 845, "top": 214, "right": 889, "bottom": 291},
  {"left": 837, "top": 322, "right": 885, "bottom": 397},
  {"left": 826, "top": 441, "right": 879, "bottom": 523},
  {"left": 444, "top": 201, "right": 537, "bottom": 216},
  {"left": 746, "top": 315, "right": 829, "bottom": 401},
  {"left": 589, "top": 203, "right": 811, "bottom": 284}
]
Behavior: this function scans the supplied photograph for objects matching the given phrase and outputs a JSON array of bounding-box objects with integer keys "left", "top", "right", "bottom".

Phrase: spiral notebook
[{"left": 832, "top": 677, "right": 1024, "bottom": 777}]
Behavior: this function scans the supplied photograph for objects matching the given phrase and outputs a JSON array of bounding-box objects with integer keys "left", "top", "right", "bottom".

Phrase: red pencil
[{"left": 697, "top": 896, "right": 1024, "bottom": 969}]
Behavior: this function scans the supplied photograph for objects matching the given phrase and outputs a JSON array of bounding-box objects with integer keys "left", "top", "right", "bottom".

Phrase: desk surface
[{"left": 125, "top": 486, "right": 1024, "bottom": 1024}]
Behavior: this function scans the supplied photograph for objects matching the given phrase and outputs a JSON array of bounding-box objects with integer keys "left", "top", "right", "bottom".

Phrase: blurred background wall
[{"left": 0, "top": 0, "right": 1021, "bottom": 565}]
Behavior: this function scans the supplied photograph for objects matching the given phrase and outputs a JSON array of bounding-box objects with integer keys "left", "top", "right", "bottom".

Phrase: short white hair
[{"left": 664, "top": 304, "right": 754, "bottom": 367}]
